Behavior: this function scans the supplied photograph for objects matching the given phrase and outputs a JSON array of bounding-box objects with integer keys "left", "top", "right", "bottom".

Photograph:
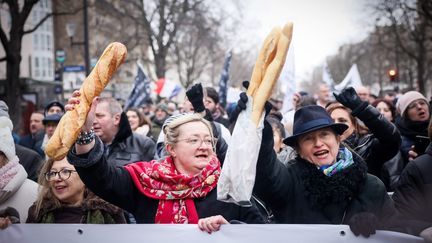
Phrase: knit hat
[
  {"left": 0, "top": 100, "right": 9, "bottom": 118},
  {"left": 0, "top": 116, "right": 17, "bottom": 161},
  {"left": 156, "top": 104, "right": 171, "bottom": 115},
  {"left": 396, "top": 91, "right": 428, "bottom": 117}
]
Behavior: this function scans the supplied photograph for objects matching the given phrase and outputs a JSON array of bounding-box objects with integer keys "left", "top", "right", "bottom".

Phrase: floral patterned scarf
[{"left": 124, "top": 156, "right": 220, "bottom": 224}]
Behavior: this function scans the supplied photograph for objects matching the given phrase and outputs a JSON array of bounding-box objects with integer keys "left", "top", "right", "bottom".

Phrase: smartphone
[{"left": 414, "top": 135, "right": 430, "bottom": 155}]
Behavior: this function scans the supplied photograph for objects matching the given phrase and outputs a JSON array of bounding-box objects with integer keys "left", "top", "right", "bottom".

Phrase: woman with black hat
[{"left": 253, "top": 105, "right": 401, "bottom": 237}]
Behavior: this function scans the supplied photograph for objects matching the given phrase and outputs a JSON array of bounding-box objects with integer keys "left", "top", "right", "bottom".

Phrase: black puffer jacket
[
  {"left": 344, "top": 105, "right": 401, "bottom": 178},
  {"left": 253, "top": 121, "right": 398, "bottom": 230},
  {"left": 107, "top": 112, "right": 156, "bottom": 167},
  {"left": 67, "top": 137, "right": 263, "bottom": 224},
  {"left": 392, "top": 143, "right": 432, "bottom": 235}
]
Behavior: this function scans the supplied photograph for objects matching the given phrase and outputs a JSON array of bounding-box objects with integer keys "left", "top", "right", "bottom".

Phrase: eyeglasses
[
  {"left": 408, "top": 100, "right": 428, "bottom": 110},
  {"left": 45, "top": 169, "right": 77, "bottom": 181},
  {"left": 177, "top": 137, "right": 217, "bottom": 149}
]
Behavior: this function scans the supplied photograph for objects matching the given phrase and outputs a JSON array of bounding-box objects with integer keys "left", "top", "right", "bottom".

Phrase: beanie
[
  {"left": 396, "top": 91, "right": 428, "bottom": 117},
  {"left": 0, "top": 116, "right": 17, "bottom": 161}
]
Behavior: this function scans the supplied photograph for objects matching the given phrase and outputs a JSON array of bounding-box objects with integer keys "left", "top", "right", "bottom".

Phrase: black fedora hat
[{"left": 283, "top": 105, "right": 348, "bottom": 147}]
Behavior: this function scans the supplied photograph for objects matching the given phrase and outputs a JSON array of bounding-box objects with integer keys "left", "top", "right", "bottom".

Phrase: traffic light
[{"left": 388, "top": 68, "right": 397, "bottom": 82}]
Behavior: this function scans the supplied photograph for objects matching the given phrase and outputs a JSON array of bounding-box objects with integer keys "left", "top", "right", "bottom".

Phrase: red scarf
[{"left": 124, "top": 156, "right": 220, "bottom": 224}]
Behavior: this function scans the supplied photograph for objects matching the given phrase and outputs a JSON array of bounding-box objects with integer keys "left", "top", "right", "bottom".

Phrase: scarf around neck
[
  {"left": 395, "top": 116, "right": 429, "bottom": 139},
  {"left": 319, "top": 147, "right": 354, "bottom": 176},
  {"left": 0, "top": 156, "right": 20, "bottom": 189},
  {"left": 124, "top": 155, "right": 220, "bottom": 224}
]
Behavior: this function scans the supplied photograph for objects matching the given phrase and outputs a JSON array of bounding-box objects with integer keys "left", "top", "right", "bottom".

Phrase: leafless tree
[
  {"left": 371, "top": 0, "right": 432, "bottom": 94},
  {"left": 0, "top": 0, "right": 81, "bottom": 125}
]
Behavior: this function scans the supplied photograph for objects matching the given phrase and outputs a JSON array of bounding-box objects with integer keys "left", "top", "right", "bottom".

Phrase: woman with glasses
[
  {"left": 26, "top": 157, "right": 126, "bottom": 224},
  {"left": 394, "top": 91, "right": 431, "bottom": 164},
  {"left": 64, "top": 93, "right": 262, "bottom": 233}
]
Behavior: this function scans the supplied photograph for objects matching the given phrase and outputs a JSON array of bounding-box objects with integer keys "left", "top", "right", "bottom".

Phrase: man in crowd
[
  {"left": 44, "top": 101, "right": 65, "bottom": 116},
  {"left": 150, "top": 104, "right": 170, "bottom": 141},
  {"left": 19, "top": 111, "right": 45, "bottom": 156},
  {"left": 93, "top": 97, "right": 155, "bottom": 166},
  {"left": 37, "top": 113, "right": 62, "bottom": 158},
  {"left": 355, "top": 85, "right": 372, "bottom": 103},
  {"left": 316, "top": 83, "right": 331, "bottom": 107},
  {"left": 205, "top": 87, "right": 230, "bottom": 128}
]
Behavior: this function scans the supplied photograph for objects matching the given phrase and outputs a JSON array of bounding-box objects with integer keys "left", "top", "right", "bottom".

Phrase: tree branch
[{"left": 23, "top": 7, "right": 83, "bottom": 34}]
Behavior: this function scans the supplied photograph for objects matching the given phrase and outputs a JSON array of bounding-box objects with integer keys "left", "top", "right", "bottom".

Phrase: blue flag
[
  {"left": 218, "top": 50, "right": 232, "bottom": 108},
  {"left": 124, "top": 63, "right": 152, "bottom": 110}
]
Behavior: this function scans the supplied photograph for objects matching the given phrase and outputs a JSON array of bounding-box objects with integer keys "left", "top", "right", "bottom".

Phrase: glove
[
  {"left": 229, "top": 81, "right": 273, "bottom": 123},
  {"left": 186, "top": 83, "right": 205, "bottom": 113},
  {"left": 228, "top": 81, "right": 250, "bottom": 124},
  {"left": 348, "top": 212, "right": 379, "bottom": 237},
  {"left": 333, "top": 87, "right": 368, "bottom": 112},
  {"left": 0, "top": 207, "right": 20, "bottom": 224}
]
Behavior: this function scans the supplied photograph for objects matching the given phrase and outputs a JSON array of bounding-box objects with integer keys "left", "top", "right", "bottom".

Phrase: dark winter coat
[
  {"left": 392, "top": 143, "right": 432, "bottom": 235},
  {"left": 15, "top": 144, "right": 43, "bottom": 182},
  {"left": 106, "top": 112, "right": 156, "bottom": 167},
  {"left": 394, "top": 116, "right": 429, "bottom": 165},
  {"left": 253, "top": 122, "right": 398, "bottom": 229},
  {"left": 18, "top": 130, "right": 45, "bottom": 157},
  {"left": 67, "top": 137, "right": 263, "bottom": 224},
  {"left": 344, "top": 105, "right": 401, "bottom": 178},
  {"left": 26, "top": 191, "right": 126, "bottom": 224}
]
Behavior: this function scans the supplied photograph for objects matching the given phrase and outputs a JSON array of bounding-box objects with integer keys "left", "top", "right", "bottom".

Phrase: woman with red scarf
[{"left": 65, "top": 93, "right": 263, "bottom": 233}]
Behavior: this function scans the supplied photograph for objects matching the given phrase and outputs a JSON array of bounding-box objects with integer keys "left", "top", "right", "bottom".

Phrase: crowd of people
[{"left": 0, "top": 82, "right": 431, "bottom": 241}]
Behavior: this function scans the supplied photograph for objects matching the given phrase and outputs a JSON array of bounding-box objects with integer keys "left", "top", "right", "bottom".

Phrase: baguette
[
  {"left": 249, "top": 22, "right": 293, "bottom": 126},
  {"left": 45, "top": 42, "right": 127, "bottom": 160},
  {"left": 247, "top": 27, "right": 281, "bottom": 98}
]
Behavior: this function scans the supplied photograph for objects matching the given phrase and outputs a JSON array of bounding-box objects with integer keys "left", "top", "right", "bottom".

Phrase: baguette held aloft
[
  {"left": 248, "top": 22, "right": 293, "bottom": 126},
  {"left": 45, "top": 42, "right": 127, "bottom": 160}
]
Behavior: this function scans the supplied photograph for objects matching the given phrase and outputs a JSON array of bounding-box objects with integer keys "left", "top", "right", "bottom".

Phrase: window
[
  {"left": 42, "top": 57, "right": 46, "bottom": 77},
  {"left": 46, "top": 35, "right": 50, "bottom": 50},
  {"left": 48, "top": 58, "right": 53, "bottom": 78},
  {"left": 34, "top": 34, "right": 39, "bottom": 50},
  {"left": 34, "top": 57, "right": 40, "bottom": 77}
]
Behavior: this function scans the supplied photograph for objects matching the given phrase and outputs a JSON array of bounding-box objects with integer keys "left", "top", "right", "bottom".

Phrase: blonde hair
[
  {"left": 163, "top": 113, "right": 213, "bottom": 148},
  {"left": 34, "top": 158, "right": 87, "bottom": 219}
]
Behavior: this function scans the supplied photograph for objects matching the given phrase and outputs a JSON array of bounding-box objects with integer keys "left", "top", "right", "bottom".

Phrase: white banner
[
  {"left": 334, "top": 63, "right": 363, "bottom": 92},
  {"left": 0, "top": 224, "right": 423, "bottom": 243}
]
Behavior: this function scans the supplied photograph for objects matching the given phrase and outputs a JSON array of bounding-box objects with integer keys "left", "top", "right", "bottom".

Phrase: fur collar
[
  {"left": 297, "top": 153, "right": 367, "bottom": 209},
  {"left": 37, "top": 190, "right": 122, "bottom": 218}
]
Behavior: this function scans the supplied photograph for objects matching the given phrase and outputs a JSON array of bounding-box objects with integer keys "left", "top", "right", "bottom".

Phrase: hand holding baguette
[
  {"left": 45, "top": 42, "right": 127, "bottom": 160},
  {"left": 248, "top": 22, "right": 293, "bottom": 126}
]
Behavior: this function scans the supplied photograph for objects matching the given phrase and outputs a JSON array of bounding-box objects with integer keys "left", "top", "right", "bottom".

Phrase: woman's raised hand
[
  {"left": 198, "top": 215, "right": 229, "bottom": 234},
  {"left": 65, "top": 90, "right": 99, "bottom": 132}
]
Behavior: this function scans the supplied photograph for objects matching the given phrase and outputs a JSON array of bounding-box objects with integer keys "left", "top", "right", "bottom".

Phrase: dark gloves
[
  {"left": 229, "top": 81, "right": 273, "bottom": 124},
  {"left": 186, "top": 83, "right": 205, "bottom": 113},
  {"left": 333, "top": 87, "right": 368, "bottom": 114},
  {"left": 0, "top": 207, "right": 20, "bottom": 224},
  {"left": 348, "top": 212, "right": 379, "bottom": 237}
]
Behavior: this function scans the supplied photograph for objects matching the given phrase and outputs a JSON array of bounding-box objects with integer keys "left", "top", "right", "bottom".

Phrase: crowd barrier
[{"left": 1, "top": 224, "right": 423, "bottom": 243}]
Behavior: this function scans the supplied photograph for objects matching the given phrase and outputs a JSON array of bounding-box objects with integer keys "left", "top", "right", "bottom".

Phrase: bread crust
[
  {"left": 45, "top": 42, "right": 127, "bottom": 160},
  {"left": 249, "top": 22, "right": 293, "bottom": 126}
]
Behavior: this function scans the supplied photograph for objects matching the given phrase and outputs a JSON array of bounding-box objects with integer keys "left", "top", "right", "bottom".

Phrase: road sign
[{"left": 56, "top": 49, "right": 66, "bottom": 63}]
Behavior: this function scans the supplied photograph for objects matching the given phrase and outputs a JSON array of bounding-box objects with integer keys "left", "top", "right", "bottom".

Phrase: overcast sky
[{"left": 238, "top": 0, "right": 371, "bottom": 80}]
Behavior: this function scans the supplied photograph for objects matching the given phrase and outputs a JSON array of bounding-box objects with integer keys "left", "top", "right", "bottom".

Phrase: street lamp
[{"left": 65, "top": 0, "right": 90, "bottom": 76}]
